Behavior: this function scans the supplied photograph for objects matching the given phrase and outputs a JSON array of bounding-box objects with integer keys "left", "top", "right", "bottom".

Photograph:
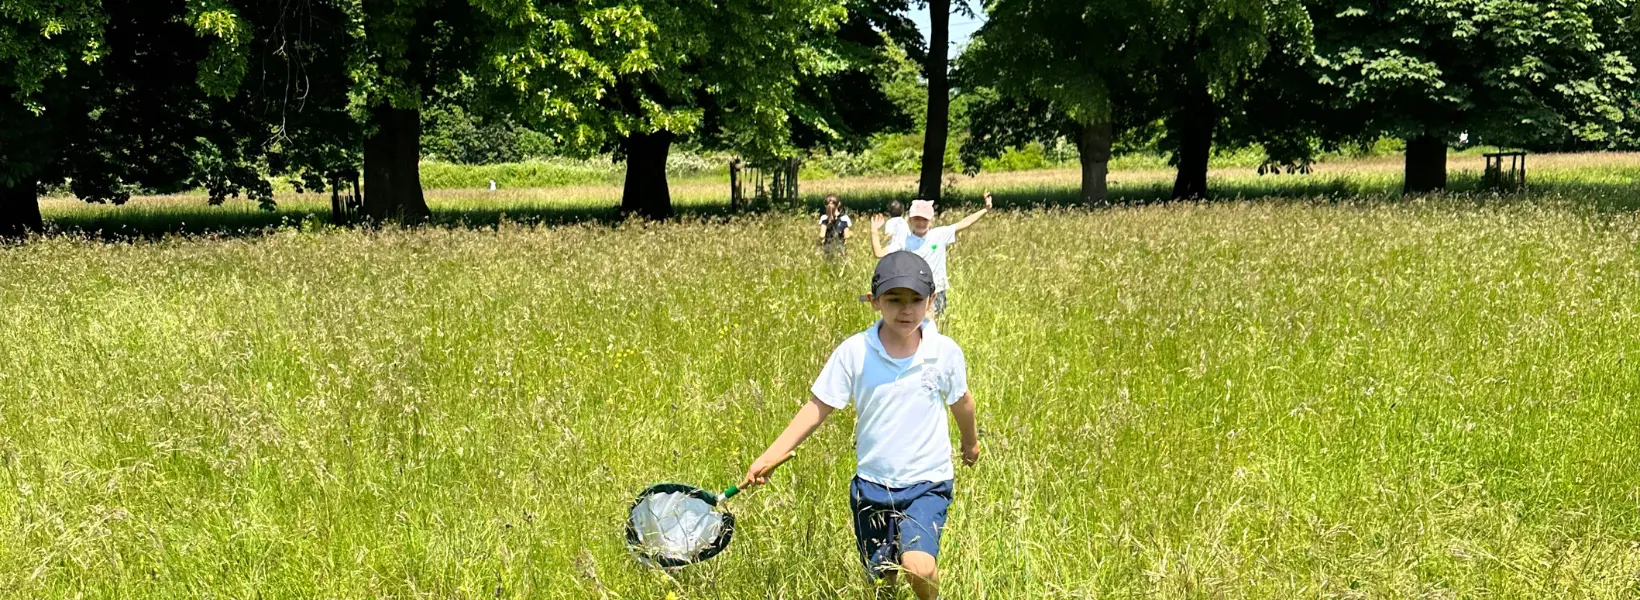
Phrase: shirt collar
[{"left": 865, "top": 318, "right": 939, "bottom": 365}]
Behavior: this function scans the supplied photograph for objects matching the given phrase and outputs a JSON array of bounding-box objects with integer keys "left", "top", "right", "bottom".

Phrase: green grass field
[{"left": 5, "top": 155, "right": 1640, "bottom": 598}]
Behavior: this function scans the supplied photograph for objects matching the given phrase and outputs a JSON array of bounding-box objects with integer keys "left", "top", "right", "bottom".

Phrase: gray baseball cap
[{"left": 871, "top": 251, "right": 936, "bottom": 297}]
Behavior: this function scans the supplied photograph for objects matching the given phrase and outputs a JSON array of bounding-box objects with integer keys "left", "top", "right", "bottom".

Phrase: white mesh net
[{"left": 629, "top": 491, "right": 726, "bottom": 565}]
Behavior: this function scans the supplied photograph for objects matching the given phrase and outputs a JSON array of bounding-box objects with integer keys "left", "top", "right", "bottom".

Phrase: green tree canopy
[
  {"left": 512, "top": 0, "right": 915, "bottom": 219},
  {"left": 961, "top": 0, "right": 1311, "bottom": 201},
  {"left": 212, "top": 0, "right": 659, "bottom": 222},
  {"left": 1, "top": 0, "right": 263, "bottom": 236},
  {"left": 1308, "top": 0, "right": 1637, "bottom": 192},
  {"left": 1, "top": 0, "right": 104, "bottom": 234}
]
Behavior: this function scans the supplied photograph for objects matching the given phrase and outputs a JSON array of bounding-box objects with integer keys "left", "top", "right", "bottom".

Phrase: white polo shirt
[
  {"left": 884, "top": 226, "right": 956, "bottom": 293},
  {"left": 811, "top": 319, "right": 969, "bottom": 487},
  {"left": 881, "top": 216, "right": 910, "bottom": 247}
]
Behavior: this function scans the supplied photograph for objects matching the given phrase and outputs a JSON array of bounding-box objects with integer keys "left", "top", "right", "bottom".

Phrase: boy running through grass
[
  {"left": 870, "top": 192, "right": 993, "bottom": 317},
  {"left": 742, "top": 251, "right": 980, "bottom": 600}
]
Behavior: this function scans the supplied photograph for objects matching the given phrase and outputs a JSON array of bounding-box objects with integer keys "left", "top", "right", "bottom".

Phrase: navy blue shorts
[{"left": 849, "top": 477, "right": 953, "bottom": 577}]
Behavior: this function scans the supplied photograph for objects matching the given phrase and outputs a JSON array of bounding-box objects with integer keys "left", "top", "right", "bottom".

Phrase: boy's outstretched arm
[
  {"left": 743, "top": 397, "right": 835, "bottom": 488},
  {"left": 951, "top": 191, "right": 994, "bottom": 233},
  {"left": 870, "top": 214, "right": 892, "bottom": 258},
  {"left": 950, "top": 391, "right": 980, "bottom": 466}
]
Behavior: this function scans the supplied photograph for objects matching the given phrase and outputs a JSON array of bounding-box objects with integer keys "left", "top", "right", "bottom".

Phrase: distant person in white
[
  {"left": 876, "top": 199, "right": 911, "bottom": 248},
  {"left": 871, "top": 191, "right": 993, "bottom": 317}
]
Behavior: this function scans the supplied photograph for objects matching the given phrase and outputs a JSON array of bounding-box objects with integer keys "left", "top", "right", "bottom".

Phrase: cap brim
[{"left": 872, "top": 275, "right": 934, "bottom": 297}]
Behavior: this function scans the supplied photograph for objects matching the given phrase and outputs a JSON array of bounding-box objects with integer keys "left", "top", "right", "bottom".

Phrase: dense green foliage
[
  {"left": 1294, "top": 0, "right": 1639, "bottom": 192},
  {"left": 0, "top": 0, "right": 279, "bottom": 241},
  {"left": 3, "top": 0, "right": 1639, "bottom": 229},
  {"left": 961, "top": 0, "right": 1315, "bottom": 200},
  {"left": 959, "top": 0, "right": 1638, "bottom": 199},
  {"left": 421, "top": 107, "right": 558, "bottom": 165},
  {"left": 1312, "top": 0, "right": 1637, "bottom": 148}
]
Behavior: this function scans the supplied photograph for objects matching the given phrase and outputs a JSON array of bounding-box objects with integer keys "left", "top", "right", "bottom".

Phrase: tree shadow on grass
[
  {"left": 33, "top": 174, "right": 1640, "bottom": 242},
  {"left": 839, "top": 176, "right": 1640, "bottom": 216},
  {"left": 39, "top": 201, "right": 742, "bottom": 242}
]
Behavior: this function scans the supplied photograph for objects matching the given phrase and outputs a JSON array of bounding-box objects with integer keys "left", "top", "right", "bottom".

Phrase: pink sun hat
[{"left": 908, "top": 199, "right": 936, "bottom": 220}]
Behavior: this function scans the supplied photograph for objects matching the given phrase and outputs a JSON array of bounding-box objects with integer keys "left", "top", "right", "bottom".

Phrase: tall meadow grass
[{"left": 4, "top": 154, "right": 1640, "bottom": 598}]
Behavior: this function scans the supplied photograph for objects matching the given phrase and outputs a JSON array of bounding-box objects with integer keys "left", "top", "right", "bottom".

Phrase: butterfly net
[{"left": 626, "top": 484, "right": 735, "bottom": 568}]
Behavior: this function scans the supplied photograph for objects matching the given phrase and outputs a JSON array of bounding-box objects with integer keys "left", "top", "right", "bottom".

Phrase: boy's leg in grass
[
  {"left": 854, "top": 479, "right": 952, "bottom": 600},
  {"left": 900, "top": 551, "right": 939, "bottom": 600},
  {"left": 852, "top": 478, "right": 900, "bottom": 596},
  {"left": 897, "top": 481, "right": 952, "bottom": 600}
]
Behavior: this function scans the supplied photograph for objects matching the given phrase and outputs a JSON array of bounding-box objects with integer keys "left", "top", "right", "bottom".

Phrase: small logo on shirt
[{"left": 921, "top": 367, "right": 947, "bottom": 394}]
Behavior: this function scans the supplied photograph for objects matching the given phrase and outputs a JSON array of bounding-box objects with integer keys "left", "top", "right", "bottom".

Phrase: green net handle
[{"left": 722, "top": 451, "right": 796, "bottom": 501}]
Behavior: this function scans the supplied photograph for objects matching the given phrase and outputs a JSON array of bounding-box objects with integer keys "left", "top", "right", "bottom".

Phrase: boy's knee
[{"left": 900, "top": 551, "right": 938, "bottom": 582}]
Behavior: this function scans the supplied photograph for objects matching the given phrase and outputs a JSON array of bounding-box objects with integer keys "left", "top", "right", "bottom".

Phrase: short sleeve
[
  {"left": 841, "top": 215, "right": 852, "bottom": 228},
  {"left": 818, "top": 215, "right": 828, "bottom": 225},
  {"left": 884, "top": 239, "right": 905, "bottom": 254},
  {"left": 935, "top": 226, "right": 958, "bottom": 246},
  {"left": 810, "top": 342, "right": 856, "bottom": 409},
  {"left": 942, "top": 341, "right": 969, "bottom": 405}
]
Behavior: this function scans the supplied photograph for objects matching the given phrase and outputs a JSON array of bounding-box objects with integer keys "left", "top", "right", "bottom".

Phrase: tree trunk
[
  {"left": 363, "top": 105, "right": 430, "bottom": 223},
  {"left": 729, "top": 159, "right": 743, "bottom": 211},
  {"left": 1075, "top": 121, "right": 1113, "bottom": 203},
  {"left": 1170, "top": 83, "right": 1215, "bottom": 200},
  {"left": 0, "top": 176, "right": 42, "bottom": 239},
  {"left": 917, "top": 0, "right": 950, "bottom": 201},
  {"left": 1403, "top": 134, "right": 1448, "bottom": 194},
  {"left": 330, "top": 175, "right": 344, "bottom": 224},
  {"left": 620, "top": 131, "right": 675, "bottom": 220}
]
